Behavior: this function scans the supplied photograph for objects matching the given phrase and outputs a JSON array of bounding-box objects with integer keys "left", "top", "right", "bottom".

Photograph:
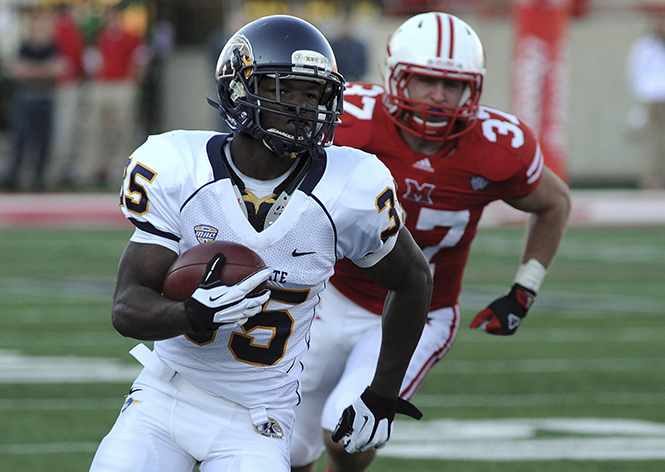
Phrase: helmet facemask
[
  {"left": 385, "top": 63, "right": 483, "bottom": 142},
  {"left": 248, "top": 70, "right": 340, "bottom": 158}
]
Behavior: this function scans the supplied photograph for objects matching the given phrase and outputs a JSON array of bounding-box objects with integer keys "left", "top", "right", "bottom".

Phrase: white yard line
[
  {"left": 4, "top": 418, "right": 665, "bottom": 461},
  {"left": 382, "top": 418, "right": 665, "bottom": 461},
  {"left": 0, "top": 350, "right": 140, "bottom": 383}
]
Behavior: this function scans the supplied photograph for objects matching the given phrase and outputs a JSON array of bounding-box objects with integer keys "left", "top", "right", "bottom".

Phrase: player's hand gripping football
[
  {"left": 469, "top": 283, "right": 536, "bottom": 335},
  {"left": 183, "top": 253, "right": 271, "bottom": 333},
  {"left": 331, "top": 387, "right": 423, "bottom": 453}
]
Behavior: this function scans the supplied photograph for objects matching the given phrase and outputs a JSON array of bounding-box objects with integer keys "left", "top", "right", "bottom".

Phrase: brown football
[{"left": 162, "top": 240, "right": 267, "bottom": 302}]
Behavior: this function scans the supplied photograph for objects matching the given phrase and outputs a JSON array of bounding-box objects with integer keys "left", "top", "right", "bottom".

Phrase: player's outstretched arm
[
  {"left": 332, "top": 227, "right": 432, "bottom": 452},
  {"left": 471, "top": 167, "right": 571, "bottom": 336}
]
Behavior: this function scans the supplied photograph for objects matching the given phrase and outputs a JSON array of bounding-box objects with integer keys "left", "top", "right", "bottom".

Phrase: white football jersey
[{"left": 120, "top": 130, "right": 402, "bottom": 410}]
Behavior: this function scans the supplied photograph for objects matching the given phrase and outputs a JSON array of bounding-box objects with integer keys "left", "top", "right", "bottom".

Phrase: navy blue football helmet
[{"left": 211, "top": 15, "right": 345, "bottom": 159}]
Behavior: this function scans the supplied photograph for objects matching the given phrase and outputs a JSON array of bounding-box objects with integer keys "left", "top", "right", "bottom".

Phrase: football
[{"left": 162, "top": 240, "right": 268, "bottom": 302}]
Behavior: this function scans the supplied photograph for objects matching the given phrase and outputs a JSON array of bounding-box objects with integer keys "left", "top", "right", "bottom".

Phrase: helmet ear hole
[
  {"left": 211, "top": 15, "right": 345, "bottom": 159},
  {"left": 228, "top": 79, "right": 244, "bottom": 104}
]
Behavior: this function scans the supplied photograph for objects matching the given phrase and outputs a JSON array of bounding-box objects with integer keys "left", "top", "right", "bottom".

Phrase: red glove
[{"left": 469, "top": 283, "right": 536, "bottom": 335}]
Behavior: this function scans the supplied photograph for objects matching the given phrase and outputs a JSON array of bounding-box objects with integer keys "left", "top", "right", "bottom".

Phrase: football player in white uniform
[{"left": 88, "top": 15, "right": 432, "bottom": 472}]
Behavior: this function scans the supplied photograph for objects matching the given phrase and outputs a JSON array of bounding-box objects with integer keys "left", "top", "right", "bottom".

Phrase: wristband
[{"left": 514, "top": 259, "right": 547, "bottom": 293}]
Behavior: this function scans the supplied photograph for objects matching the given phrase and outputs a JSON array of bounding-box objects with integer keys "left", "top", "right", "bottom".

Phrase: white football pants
[
  {"left": 289, "top": 284, "right": 459, "bottom": 467},
  {"left": 89, "top": 345, "right": 294, "bottom": 472}
]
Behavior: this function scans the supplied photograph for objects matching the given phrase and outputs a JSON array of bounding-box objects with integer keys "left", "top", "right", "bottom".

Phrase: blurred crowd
[
  {"left": 0, "top": 1, "right": 369, "bottom": 193},
  {"left": 0, "top": 2, "right": 173, "bottom": 192}
]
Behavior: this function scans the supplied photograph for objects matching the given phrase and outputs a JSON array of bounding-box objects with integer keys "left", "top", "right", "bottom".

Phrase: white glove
[
  {"left": 331, "top": 387, "right": 422, "bottom": 453},
  {"left": 183, "top": 254, "right": 271, "bottom": 333}
]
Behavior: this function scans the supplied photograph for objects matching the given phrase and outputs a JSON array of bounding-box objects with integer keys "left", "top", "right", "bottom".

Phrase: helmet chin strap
[
  {"left": 263, "top": 128, "right": 309, "bottom": 159},
  {"left": 261, "top": 135, "right": 325, "bottom": 160}
]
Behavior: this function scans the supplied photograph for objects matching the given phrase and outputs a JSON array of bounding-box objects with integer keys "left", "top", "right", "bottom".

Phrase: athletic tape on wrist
[{"left": 513, "top": 259, "right": 547, "bottom": 293}]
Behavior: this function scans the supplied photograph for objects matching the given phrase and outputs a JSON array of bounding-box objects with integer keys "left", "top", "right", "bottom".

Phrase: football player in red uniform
[{"left": 290, "top": 12, "right": 571, "bottom": 472}]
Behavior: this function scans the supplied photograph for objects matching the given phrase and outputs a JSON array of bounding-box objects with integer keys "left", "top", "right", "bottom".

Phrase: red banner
[{"left": 512, "top": 0, "right": 570, "bottom": 181}]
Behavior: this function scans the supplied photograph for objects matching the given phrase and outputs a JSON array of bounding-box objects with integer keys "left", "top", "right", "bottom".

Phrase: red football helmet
[{"left": 383, "top": 12, "right": 485, "bottom": 141}]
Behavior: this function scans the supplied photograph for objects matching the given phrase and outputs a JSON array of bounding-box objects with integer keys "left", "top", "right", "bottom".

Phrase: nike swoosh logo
[
  {"left": 292, "top": 249, "right": 316, "bottom": 257},
  {"left": 361, "top": 415, "right": 370, "bottom": 430}
]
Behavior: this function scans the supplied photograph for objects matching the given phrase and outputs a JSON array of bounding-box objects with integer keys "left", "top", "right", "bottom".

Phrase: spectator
[
  {"left": 0, "top": 5, "right": 19, "bottom": 132},
  {"left": 626, "top": 12, "right": 665, "bottom": 189},
  {"left": 140, "top": 7, "right": 175, "bottom": 135},
  {"left": 1, "top": 8, "right": 63, "bottom": 191},
  {"left": 49, "top": 3, "right": 86, "bottom": 188},
  {"left": 328, "top": 12, "right": 367, "bottom": 83},
  {"left": 77, "top": 4, "right": 147, "bottom": 188}
]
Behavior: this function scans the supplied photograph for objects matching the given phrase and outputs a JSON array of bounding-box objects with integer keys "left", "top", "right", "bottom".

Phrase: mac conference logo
[{"left": 194, "top": 225, "right": 219, "bottom": 244}]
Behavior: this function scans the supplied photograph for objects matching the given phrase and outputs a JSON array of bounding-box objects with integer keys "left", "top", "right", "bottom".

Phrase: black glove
[
  {"left": 469, "top": 283, "right": 536, "bottom": 335},
  {"left": 183, "top": 253, "right": 271, "bottom": 334},
  {"left": 331, "top": 387, "right": 422, "bottom": 453}
]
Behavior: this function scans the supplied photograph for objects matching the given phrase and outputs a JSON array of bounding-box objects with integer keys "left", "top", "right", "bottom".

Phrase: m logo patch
[{"left": 403, "top": 178, "right": 435, "bottom": 204}]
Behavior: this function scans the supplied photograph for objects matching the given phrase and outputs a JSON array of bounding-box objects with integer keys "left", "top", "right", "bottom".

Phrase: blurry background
[
  {"left": 0, "top": 2, "right": 664, "bottom": 471},
  {"left": 0, "top": 0, "right": 662, "bottom": 188}
]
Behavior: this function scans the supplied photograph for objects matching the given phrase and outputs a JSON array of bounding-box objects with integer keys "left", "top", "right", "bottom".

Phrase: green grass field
[{"left": 0, "top": 226, "right": 663, "bottom": 471}]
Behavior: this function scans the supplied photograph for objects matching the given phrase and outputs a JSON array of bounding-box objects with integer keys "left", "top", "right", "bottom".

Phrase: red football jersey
[{"left": 331, "top": 83, "right": 544, "bottom": 313}]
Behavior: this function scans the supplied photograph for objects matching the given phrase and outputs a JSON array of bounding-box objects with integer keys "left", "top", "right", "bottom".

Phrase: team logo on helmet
[
  {"left": 470, "top": 175, "right": 489, "bottom": 191},
  {"left": 194, "top": 225, "right": 219, "bottom": 244},
  {"left": 253, "top": 418, "right": 284, "bottom": 439},
  {"left": 218, "top": 34, "right": 253, "bottom": 79}
]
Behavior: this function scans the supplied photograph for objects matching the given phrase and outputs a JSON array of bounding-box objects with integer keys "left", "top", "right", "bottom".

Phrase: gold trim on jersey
[{"left": 242, "top": 190, "right": 277, "bottom": 214}]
